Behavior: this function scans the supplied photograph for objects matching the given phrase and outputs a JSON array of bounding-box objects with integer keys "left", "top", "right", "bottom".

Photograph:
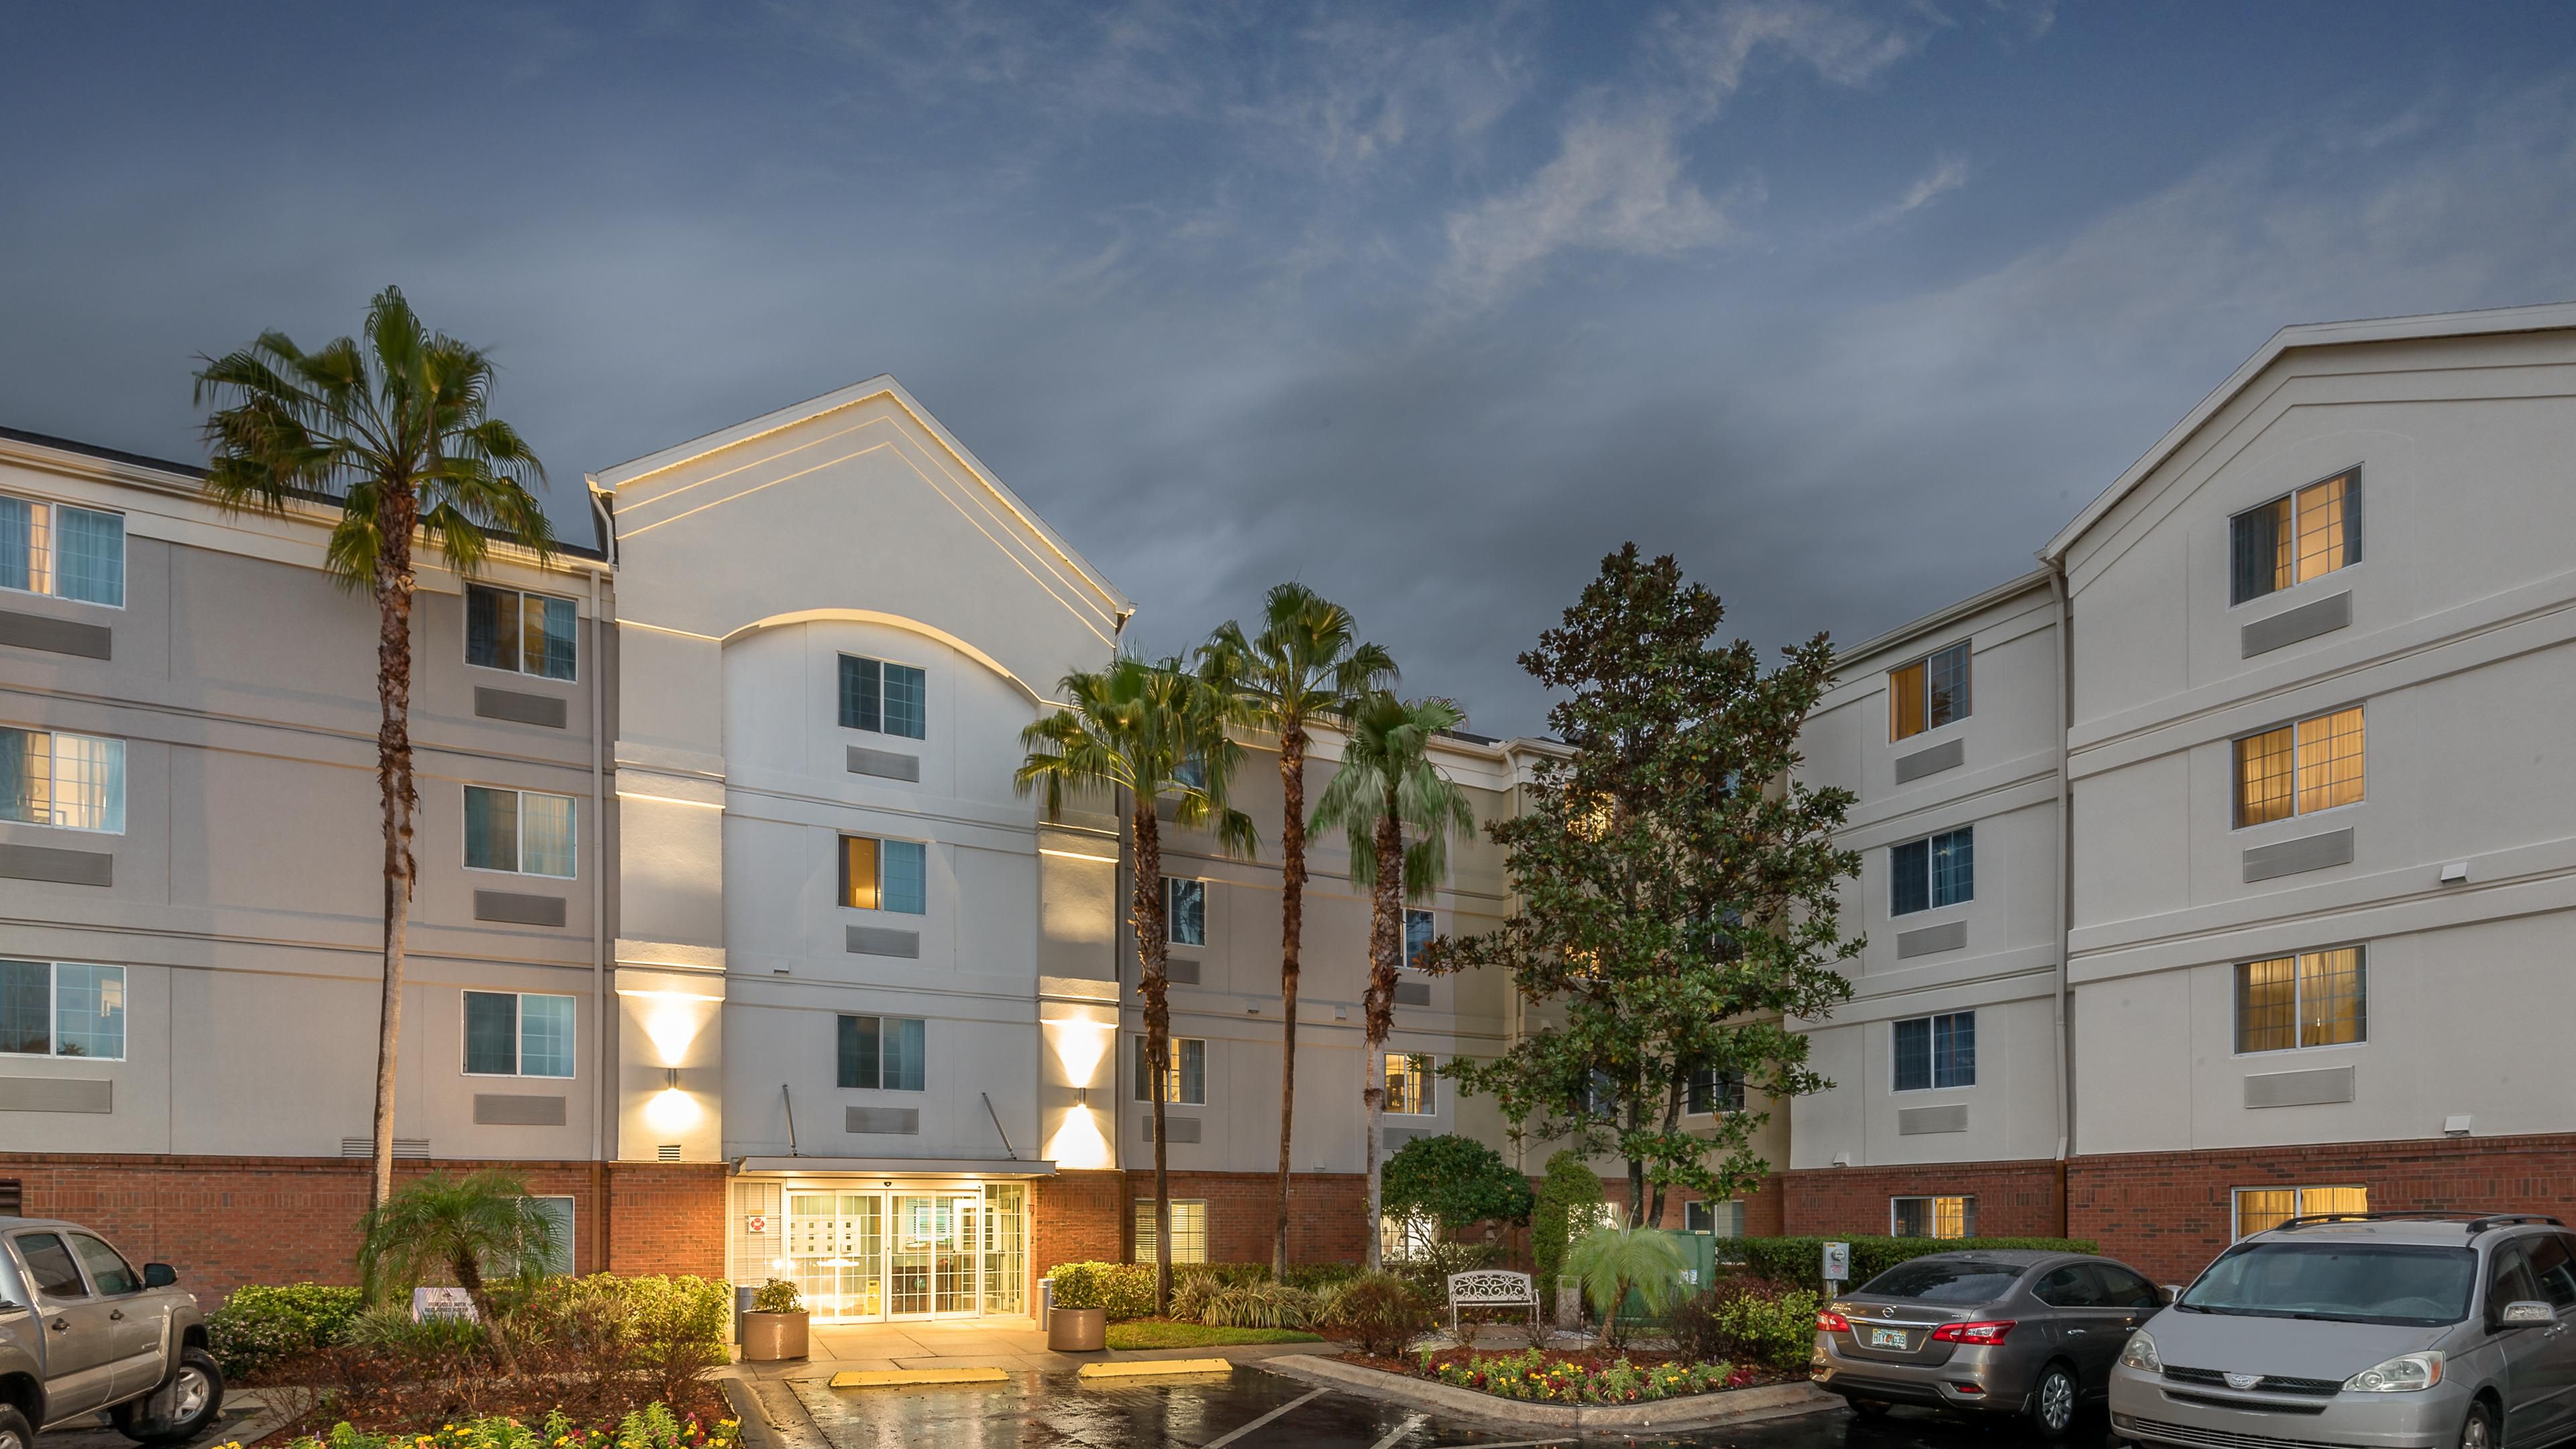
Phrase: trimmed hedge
[
  {"left": 207, "top": 1282, "right": 367, "bottom": 1380},
  {"left": 1732, "top": 1236, "right": 2098, "bottom": 1294},
  {"left": 1044, "top": 1260, "right": 1360, "bottom": 1322}
]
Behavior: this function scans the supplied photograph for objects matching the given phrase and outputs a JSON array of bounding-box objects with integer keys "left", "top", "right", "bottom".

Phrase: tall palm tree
[
  {"left": 195, "top": 287, "right": 553, "bottom": 1220},
  {"left": 1201, "top": 585, "right": 1394, "bottom": 1279},
  {"left": 1310, "top": 692, "right": 1475, "bottom": 1271},
  {"left": 1018, "top": 654, "right": 1255, "bottom": 1314}
]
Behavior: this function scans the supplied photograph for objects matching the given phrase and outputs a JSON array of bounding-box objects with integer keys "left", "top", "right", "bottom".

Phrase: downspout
[
  {"left": 586, "top": 482, "right": 616, "bottom": 1270},
  {"left": 2046, "top": 559, "right": 2074, "bottom": 1236}
]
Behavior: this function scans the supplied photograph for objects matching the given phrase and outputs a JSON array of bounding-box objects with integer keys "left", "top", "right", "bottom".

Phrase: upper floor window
[
  {"left": 1385, "top": 1053, "right": 1434, "bottom": 1115},
  {"left": 839, "top": 835, "right": 926, "bottom": 914},
  {"left": 2232, "top": 469, "right": 2359, "bottom": 604},
  {"left": 464, "top": 786, "right": 577, "bottom": 878},
  {"left": 0, "top": 494, "right": 123, "bottom": 607},
  {"left": 463, "top": 989, "right": 575, "bottom": 1077},
  {"left": 839, "top": 655, "right": 926, "bottom": 740},
  {"left": 1403, "top": 908, "right": 1436, "bottom": 969},
  {"left": 1165, "top": 877, "right": 1205, "bottom": 946},
  {"left": 1687, "top": 1067, "right": 1745, "bottom": 1116},
  {"left": 2235, "top": 706, "right": 2363, "bottom": 828},
  {"left": 0, "top": 961, "right": 125, "bottom": 1060},
  {"left": 1889, "top": 642, "right": 1970, "bottom": 741},
  {"left": 1891, "top": 1194, "right": 1976, "bottom": 1238},
  {"left": 839, "top": 1014, "right": 926, "bottom": 1091},
  {"left": 1894, "top": 1010, "right": 1974, "bottom": 1091},
  {"left": 2236, "top": 946, "right": 2365, "bottom": 1054},
  {"left": 0, "top": 726, "right": 125, "bottom": 833},
  {"left": 1134, "top": 1034, "right": 1205, "bottom": 1105},
  {"left": 466, "top": 584, "right": 576, "bottom": 680},
  {"left": 1890, "top": 826, "right": 1973, "bottom": 915}
]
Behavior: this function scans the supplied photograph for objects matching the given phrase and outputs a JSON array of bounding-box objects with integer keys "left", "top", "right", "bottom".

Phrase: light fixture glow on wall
[{"left": 645, "top": 1085, "right": 700, "bottom": 1135}]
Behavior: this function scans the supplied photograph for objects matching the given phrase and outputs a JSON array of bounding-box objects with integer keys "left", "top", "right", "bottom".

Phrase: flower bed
[
  {"left": 246, "top": 1404, "right": 737, "bottom": 1449},
  {"left": 1377, "top": 1347, "right": 1768, "bottom": 1405}
]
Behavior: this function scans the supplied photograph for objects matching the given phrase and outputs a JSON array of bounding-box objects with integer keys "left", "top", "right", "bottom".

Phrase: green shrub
[
  {"left": 1530, "top": 1150, "right": 1605, "bottom": 1304},
  {"left": 1667, "top": 1276, "right": 1814, "bottom": 1368},
  {"left": 288, "top": 1403, "right": 733, "bottom": 1449},
  {"left": 1381, "top": 1134, "right": 1536, "bottom": 1231},
  {"left": 1168, "top": 1269, "right": 1224, "bottom": 1323},
  {"left": 207, "top": 1282, "right": 366, "bottom": 1381},
  {"left": 1043, "top": 1261, "right": 1157, "bottom": 1320},
  {"left": 1564, "top": 1226, "right": 1685, "bottom": 1350},
  {"left": 1739, "top": 1236, "right": 2098, "bottom": 1294},
  {"left": 345, "top": 1302, "right": 492, "bottom": 1366},
  {"left": 1199, "top": 1282, "right": 1315, "bottom": 1329},
  {"left": 1314, "top": 1271, "right": 1434, "bottom": 1357},
  {"left": 1281, "top": 1263, "right": 1362, "bottom": 1293},
  {"left": 749, "top": 1278, "right": 801, "bottom": 1313},
  {"left": 515, "top": 1273, "right": 733, "bottom": 1353}
]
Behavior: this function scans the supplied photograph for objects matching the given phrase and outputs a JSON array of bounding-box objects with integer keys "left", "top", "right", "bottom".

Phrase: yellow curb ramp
[
  {"left": 1076, "top": 1357, "right": 1233, "bottom": 1381},
  {"left": 829, "top": 1367, "right": 1010, "bottom": 1388}
]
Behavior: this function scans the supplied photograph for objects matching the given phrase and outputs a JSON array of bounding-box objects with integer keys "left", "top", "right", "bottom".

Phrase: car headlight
[
  {"left": 2119, "top": 1330, "right": 2161, "bottom": 1373},
  {"left": 2345, "top": 1352, "right": 2444, "bottom": 1393}
]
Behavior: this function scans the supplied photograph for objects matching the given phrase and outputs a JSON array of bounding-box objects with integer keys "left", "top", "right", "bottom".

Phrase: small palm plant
[
  {"left": 356, "top": 1169, "right": 559, "bottom": 1367},
  {"left": 1563, "top": 1224, "right": 1686, "bottom": 1350}
]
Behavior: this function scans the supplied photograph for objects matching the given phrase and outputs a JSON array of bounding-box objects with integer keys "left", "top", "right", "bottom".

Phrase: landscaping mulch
[{"left": 1337, "top": 1347, "right": 1794, "bottom": 1397}]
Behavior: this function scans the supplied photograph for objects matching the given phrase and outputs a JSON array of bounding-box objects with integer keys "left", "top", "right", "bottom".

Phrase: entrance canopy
[{"left": 733, "top": 1157, "right": 1055, "bottom": 1177}]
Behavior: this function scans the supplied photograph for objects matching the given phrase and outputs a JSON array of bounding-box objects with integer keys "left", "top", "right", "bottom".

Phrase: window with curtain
[
  {"left": 839, "top": 655, "right": 928, "bottom": 739},
  {"left": 0, "top": 961, "right": 124, "bottom": 1059},
  {"left": 2235, "top": 706, "right": 2365, "bottom": 827},
  {"left": 465, "top": 584, "right": 577, "bottom": 680},
  {"left": 1133, "top": 1199, "right": 1208, "bottom": 1264},
  {"left": 462, "top": 990, "right": 575, "bottom": 1077},
  {"left": 1890, "top": 826, "right": 1973, "bottom": 915},
  {"left": 1132, "top": 1034, "right": 1205, "bottom": 1104},
  {"left": 839, "top": 835, "right": 926, "bottom": 914},
  {"left": 2234, "top": 1185, "right": 2367, "bottom": 1238},
  {"left": 1888, "top": 641, "right": 1971, "bottom": 741},
  {"left": 1685, "top": 1199, "right": 1747, "bottom": 1236},
  {"left": 837, "top": 1014, "right": 928, "bottom": 1091},
  {"left": 1893, "top": 1011, "right": 1975, "bottom": 1091},
  {"left": 0, "top": 494, "right": 124, "bottom": 606},
  {"left": 1687, "top": 1067, "right": 1746, "bottom": 1115},
  {"left": 2235, "top": 946, "right": 2367, "bottom": 1053},
  {"left": 1403, "top": 908, "right": 1436, "bottom": 969},
  {"left": 0, "top": 726, "right": 125, "bottom": 833},
  {"left": 1165, "top": 877, "right": 1205, "bottom": 946},
  {"left": 1385, "top": 1053, "right": 1434, "bottom": 1115},
  {"left": 2232, "top": 469, "right": 2359, "bottom": 604},
  {"left": 464, "top": 786, "right": 577, "bottom": 877},
  {"left": 1892, "top": 1195, "right": 1978, "bottom": 1238}
]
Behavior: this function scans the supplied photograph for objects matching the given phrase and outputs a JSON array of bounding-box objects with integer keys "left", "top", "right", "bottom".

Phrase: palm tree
[
  {"left": 1018, "top": 655, "right": 1255, "bottom": 1314},
  {"left": 1562, "top": 1223, "right": 1686, "bottom": 1350},
  {"left": 1201, "top": 585, "right": 1394, "bottom": 1279},
  {"left": 357, "top": 1169, "right": 559, "bottom": 1366},
  {"left": 195, "top": 287, "right": 553, "bottom": 1223},
  {"left": 1309, "top": 692, "right": 1475, "bottom": 1271}
]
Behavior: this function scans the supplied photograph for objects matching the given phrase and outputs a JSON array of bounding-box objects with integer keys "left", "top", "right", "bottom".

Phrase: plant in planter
[
  {"left": 740, "top": 1278, "right": 808, "bottom": 1362},
  {"left": 1046, "top": 1263, "right": 1109, "bottom": 1351}
]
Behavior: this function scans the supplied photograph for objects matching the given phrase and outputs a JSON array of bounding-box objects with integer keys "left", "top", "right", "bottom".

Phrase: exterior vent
[
  {"left": 1165, "top": 959, "right": 1201, "bottom": 985},
  {"left": 1893, "top": 739, "right": 1965, "bottom": 784},
  {"left": 2245, "top": 1065, "right": 2356, "bottom": 1110},
  {"left": 1898, "top": 1105, "right": 1969, "bottom": 1135},
  {"left": 341, "top": 1138, "right": 431, "bottom": 1159},
  {"left": 1392, "top": 981, "right": 1432, "bottom": 1007},
  {"left": 0, "top": 1076, "right": 113, "bottom": 1114},
  {"left": 474, "top": 687, "right": 568, "bottom": 729},
  {"left": 2243, "top": 828, "right": 2354, "bottom": 883},
  {"left": 2242, "top": 592, "right": 2352, "bottom": 657},
  {"left": 1896, "top": 922, "right": 1966, "bottom": 959},
  {"left": 472, "top": 1093, "right": 567, "bottom": 1126},
  {"left": 845, "top": 926, "right": 921, "bottom": 959},
  {"left": 847, "top": 1107, "right": 920, "bottom": 1135},
  {"left": 657, "top": 1144, "right": 682, "bottom": 1163},
  {"left": 0, "top": 1179, "right": 20, "bottom": 1216},
  {"left": 1383, "top": 1127, "right": 1431, "bottom": 1150},
  {"left": 1143, "top": 1115, "right": 1203, "bottom": 1144},
  {"left": 846, "top": 746, "right": 922, "bottom": 782},
  {"left": 474, "top": 890, "right": 566, "bottom": 926},
  {"left": 0, "top": 608, "right": 112, "bottom": 660},
  {"left": 0, "top": 844, "right": 114, "bottom": 888}
]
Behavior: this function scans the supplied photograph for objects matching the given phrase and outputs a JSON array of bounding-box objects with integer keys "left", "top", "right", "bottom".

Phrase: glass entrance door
[
  {"left": 749, "top": 1183, "right": 1026, "bottom": 1322},
  {"left": 785, "top": 1193, "right": 884, "bottom": 1320}
]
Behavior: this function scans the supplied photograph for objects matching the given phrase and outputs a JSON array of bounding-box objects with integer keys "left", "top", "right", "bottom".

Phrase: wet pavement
[{"left": 783, "top": 1362, "right": 2131, "bottom": 1449}]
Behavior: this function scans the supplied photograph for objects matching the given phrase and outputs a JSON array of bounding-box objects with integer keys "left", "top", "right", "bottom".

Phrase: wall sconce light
[
  {"left": 1075, "top": 1087, "right": 1089, "bottom": 1107},
  {"left": 665, "top": 1067, "right": 681, "bottom": 1089}
]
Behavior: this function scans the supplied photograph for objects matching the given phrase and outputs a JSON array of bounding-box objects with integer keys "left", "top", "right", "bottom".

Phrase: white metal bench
[{"left": 1446, "top": 1269, "right": 1540, "bottom": 1338}]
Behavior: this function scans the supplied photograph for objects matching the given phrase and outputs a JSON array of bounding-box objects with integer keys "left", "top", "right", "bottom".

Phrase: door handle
[
  {"left": 2067, "top": 1328, "right": 2087, "bottom": 1336},
  {"left": 109, "top": 1309, "right": 125, "bottom": 1321}
]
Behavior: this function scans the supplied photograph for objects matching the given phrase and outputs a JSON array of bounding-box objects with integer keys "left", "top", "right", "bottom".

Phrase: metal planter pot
[
  {"left": 1047, "top": 1307, "right": 1107, "bottom": 1352},
  {"left": 741, "top": 1311, "right": 811, "bottom": 1361}
]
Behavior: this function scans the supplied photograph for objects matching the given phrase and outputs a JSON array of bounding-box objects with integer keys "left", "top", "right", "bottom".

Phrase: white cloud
[
  {"left": 1438, "top": 112, "right": 1737, "bottom": 306},
  {"left": 1869, "top": 152, "right": 1970, "bottom": 225}
]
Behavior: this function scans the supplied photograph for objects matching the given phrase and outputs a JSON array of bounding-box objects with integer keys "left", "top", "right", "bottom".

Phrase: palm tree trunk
[
  {"left": 1133, "top": 806, "right": 1174, "bottom": 1317},
  {"left": 1361, "top": 807, "right": 1402, "bottom": 1273},
  {"left": 451, "top": 1250, "right": 517, "bottom": 1372},
  {"left": 1272, "top": 725, "right": 1307, "bottom": 1281},
  {"left": 370, "top": 490, "right": 421, "bottom": 1223}
]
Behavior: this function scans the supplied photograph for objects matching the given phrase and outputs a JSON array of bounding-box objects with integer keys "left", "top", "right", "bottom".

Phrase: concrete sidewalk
[{"left": 724, "top": 1318, "right": 1339, "bottom": 1381}]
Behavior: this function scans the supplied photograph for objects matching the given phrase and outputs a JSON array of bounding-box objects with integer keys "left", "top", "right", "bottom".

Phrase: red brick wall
[
  {"left": 1106, "top": 1170, "right": 1371, "bottom": 1268},
  {"left": 2069, "top": 1133, "right": 2576, "bottom": 1285},
  {"left": 1595, "top": 1173, "right": 1785, "bottom": 1235},
  {"left": 1781, "top": 1159, "right": 2067, "bottom": 1239},
  {"left": 602, "top": 1163, "right": 727, "bottom": 1279},
  {"left": 1033, "top": 1169, "right": 1124, "bottom": 1271}
]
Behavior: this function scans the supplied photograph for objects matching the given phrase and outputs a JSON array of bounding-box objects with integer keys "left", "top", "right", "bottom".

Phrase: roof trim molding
[
  {"left": 1840, "top": 567, "right": 2054, "bottom": 665},
  {"left": 721, "top": 607, "right": 1047, "bottom": 706}
]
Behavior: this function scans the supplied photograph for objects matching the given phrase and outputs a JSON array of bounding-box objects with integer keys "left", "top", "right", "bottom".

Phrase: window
[
  {"left": 1385, "top": 1053, "right": 1434, "bottom": 1115},
  {"left": 2235, "top": 706, "right": 2363, "bottom": 828},
  {"left": 1403, "top": 909, "right": 1435, "bottom": 969},
  {"left": 13, "top": 1232, "right": 89, "bottom": 1299},
  {"left": 465, "top": 584, "right": 577, "bottom": 680},
  {"left": 2236, "top": 946, "right": 2367, "bottom": 1053},
  {"left": 464, "top": 786, "right": 577, "bottom": 878},
  {"left": 840, "top": 835, "right": 926, "bottom": 914},
  {"left": 462, "top": 991, "right": 576, "bottom": 1077},
  {"left": 2033, "top": 1264, "right": 2100, "bottom": 1307},
  {"left": 0, "top": 961, "right": 123, "bottom": 1060},
  {"left": 2233, "top": 1184, "right": 2367, "bottom": 1238},
  {"left": 1891, "top": 1195, "right": 1977, "bottom": 1239},
  {"left": 2233, "top": 469, "right": 2359, "bottom": 604},
  {"left": 2526, "top": 1235, "right": 2576, "bottom": 1313},
  {"left": 1133, "top": 1035, "right": 1205, "bottom": 1105},
  {"left": 1889, "top": 642, "right": 1970, "bottom": 741},
  {"left": 1165, "top": 877, "right": 1205, "bottom": 947},
  {"left": 66, "top": 1232, "right": 138, "bottom": 1295},
  {"left": 1893, "top": 1012, "right": 1975, "bottom": 1091},
  {"left": 0, "top": 494, "right": 123, "bottom": 606},
  {"left": 1684, "top": 1199, "right": 1746, "bottom": 1237},
  {"left": 1134, "top": 1199, "right": 1208, "bottom": 1264},
  {"left": 0, "top": 726, "right": 125, "bottom": 833},
  {"left": 839, "top": 655, "right": 927, "bottom": 740},
  {"left": 837, "top": 1014, "right": 926, "bottom": 1091},
  {"left": 1890, "top": 827, "right": 1973, "bottom": 915},
  {"left": 1687, "top": 1067, "right": 1746, "bottom": 1116},
  {"left": 523, "top": 1195, "right": 575, "bottom": 1275}
]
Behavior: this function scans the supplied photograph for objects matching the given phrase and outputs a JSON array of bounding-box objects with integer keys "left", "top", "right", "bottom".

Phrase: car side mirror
[
  {"left": 2161, "top": 1285, "right": 2182, "bottom": 1304},
  {"left": 2500, "top": 1300, "right": 2556, "bottom": 1328},
  {"left": 142, "top": 1263, "right": 178, "bottom": 1289}
]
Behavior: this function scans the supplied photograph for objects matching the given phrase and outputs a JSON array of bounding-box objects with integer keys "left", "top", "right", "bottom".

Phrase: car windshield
[
  {"left": 2178, "top": 1242, "right": 2476, "bottom": 1326},
  {"left": 1858, "top": 1258, "right": 2025, "bottom": 1302}
]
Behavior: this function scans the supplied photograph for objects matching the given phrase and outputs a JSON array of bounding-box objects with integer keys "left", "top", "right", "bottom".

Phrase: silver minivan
[{"left": 2111, "top": 1212, "right": 2576, "bottom": 1449}]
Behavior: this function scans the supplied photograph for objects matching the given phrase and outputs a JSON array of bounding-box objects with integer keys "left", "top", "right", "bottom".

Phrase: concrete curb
[
  {"left": 1256, "top": 1354, "right": 1845, "bottom": 1432},
  {"left": 720, "top": 1375, "right": 831, "bottom": 1449}
]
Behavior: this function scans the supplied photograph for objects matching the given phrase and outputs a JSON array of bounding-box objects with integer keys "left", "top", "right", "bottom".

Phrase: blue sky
[{"left": 7, "top": 2, "right": 2575, "bottom": 733}]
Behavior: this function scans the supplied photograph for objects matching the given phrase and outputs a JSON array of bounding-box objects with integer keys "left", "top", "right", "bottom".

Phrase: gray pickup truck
[{"left": 0, "top": 1220, "right": 223, "bottom": 1449}]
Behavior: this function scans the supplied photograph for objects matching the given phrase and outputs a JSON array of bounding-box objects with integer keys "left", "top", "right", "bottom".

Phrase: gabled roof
[{"left": 2040, "top": 300, "right": 2576, "bottom": 564}]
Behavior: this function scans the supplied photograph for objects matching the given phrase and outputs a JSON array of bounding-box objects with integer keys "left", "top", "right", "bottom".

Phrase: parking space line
[
  {"left": 1199, "top": 1386, "right": 1330, "bottom": 1449},
  {"left": 1365, "top": 1412, "right": 1428, "bottom": 1449}
]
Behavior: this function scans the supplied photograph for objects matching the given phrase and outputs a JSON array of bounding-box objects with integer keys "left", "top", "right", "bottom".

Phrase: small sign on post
[
  {"left": 1822, "top": 1240, "right": 1851, "bottom": 1299},
  {"left": 411, "top": 1286, "right": 478, "bottom": 1323}
]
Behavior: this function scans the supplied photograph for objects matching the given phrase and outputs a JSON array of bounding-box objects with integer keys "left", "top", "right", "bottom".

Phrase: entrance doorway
[{"left": 736, "top": 1179, "right": 1028, "bottom": 1322}]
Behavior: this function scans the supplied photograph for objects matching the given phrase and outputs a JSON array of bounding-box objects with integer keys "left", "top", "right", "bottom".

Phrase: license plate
[{"left": 1869, "top": 1328, "right": 1911, "bottom": 1348}]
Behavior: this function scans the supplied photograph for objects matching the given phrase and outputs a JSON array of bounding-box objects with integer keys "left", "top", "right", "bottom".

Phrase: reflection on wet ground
[{"left": 787, "top": 1364, "right": 2129, "bottom": 1449}]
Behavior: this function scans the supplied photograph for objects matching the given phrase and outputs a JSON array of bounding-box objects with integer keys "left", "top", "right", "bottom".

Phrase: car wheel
[
  {"left": 2025, "top": 1362, "right": 2080, "bottom": 1440},
  {"left": 113, "top": 1346, "right": 225, "bottom": 1445},
  {"left": 2459, "top": 1401, "right": 2497, "bottom": 1449},
  {"left": 1849, "top": 1399, "right": 1894, "bottom": 1417},
  {"left": 0, "top": 1404, "right": 34, "bottom": 1449}
]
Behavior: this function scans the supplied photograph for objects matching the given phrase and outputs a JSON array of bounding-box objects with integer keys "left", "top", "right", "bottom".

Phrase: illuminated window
[
  {"left": 2233, "top": 1184, "right": 2367, "bottom": 1238},
  {"left": 0, "top": 726, "right": 125, "bottom": 833},
  {"left": 840, "top": 835, "right": 926, "bottom": 914},
  {"left": 1165, "top": 877, "right": 1205, "bottom": 945},
  {"left": 1133, "top": 1199, "right": 1207, "bottom": 1264},
  {"left": 0, "top": 961, "right": 124, "bottom": 1060},
  {"left": 2232, "top": 470, "right": 2359, "bottom": 604},
  {"left": 838, "top": 655, "right": 926, "bottom": 739},
  {"left": 464, "top": 786, "right": 577, "bottom": 877},
  {"left": 0, "top": 493, "right": 123, "bottom": 606},
  {"left": 2235, "top": 706, "right": 2364, "bottom": 827},
  {"left": 466, "top": 584, "right": 576, "bottom": 680},
  {"left": 1889, "top": 642, "right": 1971, "bottom": 741},
  {"left": 1892, "top": 1195, "right": 1976, "bottom": 1238},
  {"left": 1132, "top": 1035, "right": 1205, "bottom": 1105},
  {"left": 1385, "top": 1053, "right": 1434, "bottom": 1115},
  {"left": 2235, "top": 947, "right": 2366, "bottom": 1053}
]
